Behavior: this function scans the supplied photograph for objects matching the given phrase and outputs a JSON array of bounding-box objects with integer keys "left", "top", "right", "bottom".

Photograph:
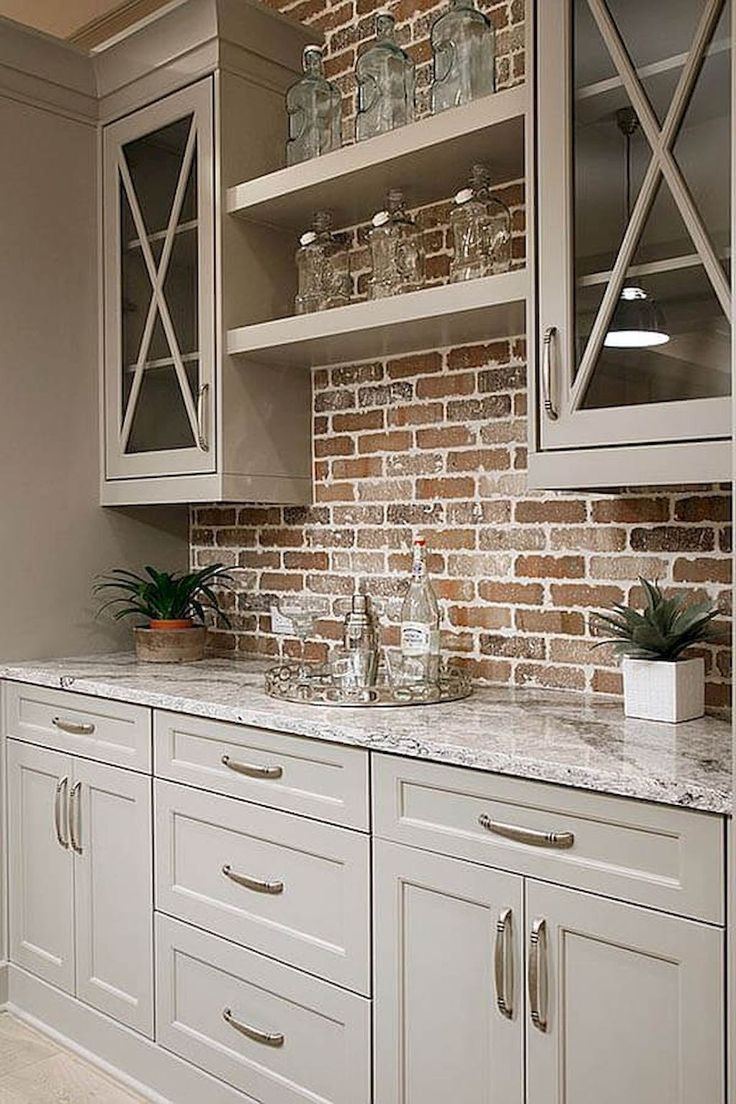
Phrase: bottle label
[{"left": 401, "top": 623, "right": 439, "bottom": 657}]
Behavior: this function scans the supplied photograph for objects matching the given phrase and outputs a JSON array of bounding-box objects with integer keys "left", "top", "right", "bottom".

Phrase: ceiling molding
[{"left": 68, "top": 0, "right": 173, "bottom": 50}]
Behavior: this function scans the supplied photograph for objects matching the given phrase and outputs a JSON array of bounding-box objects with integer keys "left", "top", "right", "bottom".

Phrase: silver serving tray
[{"left": 264, "top": 660, "right": 473, "bottom": 707}]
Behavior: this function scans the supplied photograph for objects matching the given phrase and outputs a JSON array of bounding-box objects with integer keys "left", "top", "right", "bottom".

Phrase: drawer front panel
[
  {"left": 4, "top": 682, "right": 151, "bottom": 772},
  {"left": 156, "top": 914, "right": 371, "bottom": 1104},
  {"left": 154, "top": 710, "right": 369, "bottom": 829},
  {"left": 373, "top": 755, "right": 724, "bottom": 924},
  {"left": 155, "top": 780, "right": 370, "bottom": 993}
]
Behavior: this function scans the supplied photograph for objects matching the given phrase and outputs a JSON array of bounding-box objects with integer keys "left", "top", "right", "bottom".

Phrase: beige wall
[{"left": 0, "top": 73, "right": 187, "bottom": 660}]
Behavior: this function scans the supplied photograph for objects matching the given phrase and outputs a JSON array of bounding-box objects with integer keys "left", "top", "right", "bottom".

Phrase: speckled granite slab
[{"left": 0, "top": 654, "right": 731, "bottom": 813}]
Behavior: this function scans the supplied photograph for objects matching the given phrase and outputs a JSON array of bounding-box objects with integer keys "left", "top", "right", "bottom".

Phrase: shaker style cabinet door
[
  {"left": 374, "top": 840, "right": 524, "bottom": 1104},
  {"left": 7, "top": 740, "right": 75, "bottom": 994},
  {"left": 103, "top": 78, "right": 216, "bottom": 480},
  {"left": 536, "top": 0, "right": 731, "bottom": 453},
  {"left": 73, "top": 759, "right": 154, "bottom": 1037},
  {"left": 525, "top": 881, "right": 724, "bottom": 1104}
]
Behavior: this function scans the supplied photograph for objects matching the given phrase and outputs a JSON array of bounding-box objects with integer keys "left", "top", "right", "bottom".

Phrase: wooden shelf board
[
  {"left": 226, "top": 269, "right": 528, "bottom": 368},
  {"left": 226, "top": 86, "right": 526, "bottom": 231}
]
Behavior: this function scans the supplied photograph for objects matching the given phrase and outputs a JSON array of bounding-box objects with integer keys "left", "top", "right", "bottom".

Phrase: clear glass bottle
[
  {"left": 295, "top": 211, "right": 350, "bottom": 314},
  {"left": 286, "top": 45, "right": 342, "bottom": 167},
  {"left": 400, "top": 537, "right": 440, "bottom": 685},
  {"left": 450, "top": 163, "right": 511, "bottom": 281},
  {"left": 368, "top": 189, "right": 424, "bottom": 299},
  {"left": 355, "top": 12, "right": 415, "bottom": 142},
  {"left": 430, "top": 0, "right": 495, "bottom": 114}
]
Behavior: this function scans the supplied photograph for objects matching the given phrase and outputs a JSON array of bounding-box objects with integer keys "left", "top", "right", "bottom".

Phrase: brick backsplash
[{"left": 190, "top": 0, "right": 732, "bottom": 710}]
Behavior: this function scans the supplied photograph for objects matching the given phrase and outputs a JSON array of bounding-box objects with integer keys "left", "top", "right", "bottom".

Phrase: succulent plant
[
  {"left": 94, "top": 564, "right": 234, "bottom": 627},
  {"left": 591, "top": 578, "right": 720, "bottom": 662}
]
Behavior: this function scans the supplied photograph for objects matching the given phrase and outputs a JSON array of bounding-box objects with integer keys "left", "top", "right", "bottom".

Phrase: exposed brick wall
[{"left": 190, "top": 0, "right": 732, "bottom": 711}]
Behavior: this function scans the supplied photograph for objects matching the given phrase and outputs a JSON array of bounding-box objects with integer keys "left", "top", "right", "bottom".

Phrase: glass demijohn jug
[
  {"left": 295, "top": 211, "right": 350, "bottom": 314},
  {"left": 355, "top": 12, "right": 415, "bottom": 142},
  {"left": 450, "top": 164, "right": 511, "bottom": 281},
  {"left": 286, "top": 45, "right": 342, "bottom": 166},
  {"left": 368, "top": 190, "right": 424, "bottom": 299},
  {"left": 430, "top": 0, "right": 495, "bottom": 114}
]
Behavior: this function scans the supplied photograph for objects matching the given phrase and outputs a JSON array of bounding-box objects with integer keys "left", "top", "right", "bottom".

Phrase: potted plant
[
  {"left": 94, "top": 564, "right": 233, "bottom": 663},
  {"left": 591, "top": 578, "right": 720, "bottom": 723}
]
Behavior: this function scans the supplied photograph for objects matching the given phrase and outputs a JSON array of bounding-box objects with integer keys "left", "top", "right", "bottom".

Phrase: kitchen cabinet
[
  {"left": 98, "top": 0, "right": 314, "bottom": 506},
  {"left": 374, "top": 839, "right": 724, "bottom": 1104},
  {"left": 373, "top": 840, "right": 524, "bottom": 1104},
  {"left": 526, "top": 881, "right": 724, "bottom": 1104},
  {"left": 7, "top": 739, "right": 153, "bottom": 1037},
  {"left": 530, "top": 0, "right": 732, "bottom": 488}
]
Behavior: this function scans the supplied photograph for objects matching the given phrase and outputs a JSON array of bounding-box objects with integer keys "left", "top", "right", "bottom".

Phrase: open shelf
[
  {"left": 226, "top": 86, "right": 526, "bottom": 231},
  {"left": 226, "top": 269, "right": 527, "bottom": 368}
]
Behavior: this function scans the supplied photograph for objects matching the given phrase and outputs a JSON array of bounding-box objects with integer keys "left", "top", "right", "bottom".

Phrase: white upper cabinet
[
  {"left": 97, "top": 0, "right": 314, "bottom": 506},
  {"left": 531, "top": 0, "right": 732, "bottom": 487},
  {"left": 103, "top": 80, "right": 216, "bottom": 483}
]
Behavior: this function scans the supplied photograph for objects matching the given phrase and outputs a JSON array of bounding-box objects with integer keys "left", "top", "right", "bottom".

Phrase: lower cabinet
[
  {"left": 373, "top": 839, "right": 524, "bottom": 1104},
  {"left": 525, "top": 881, "right": 724, "bottom": 1104},
  {"left": 374, "top": 839, "right": 725, "bottom": 1104},
  {"left": 7, "top": 739, "right": 153, "bottom": 1037}
]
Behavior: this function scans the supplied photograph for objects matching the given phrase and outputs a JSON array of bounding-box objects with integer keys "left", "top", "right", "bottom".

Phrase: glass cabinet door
[
  {"left": 537, "top": 0, "right": 731, "bottom": 451},
  {"left": 104, "top": 79, "right": 215, "bottom": 480}
]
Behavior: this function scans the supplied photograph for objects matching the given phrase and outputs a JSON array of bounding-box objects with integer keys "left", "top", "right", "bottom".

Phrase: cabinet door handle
[
  {"left": 222, "top": 1007, "right": 284, "bottom": 1048},
  {"left": 69, "top": 781, "right": 83, "bottom": 854},
  {"left": 53, "top": 717, "right": 95, "bottom": 737},
  {"left": 494, "top": 907, "right": 514, "bottom": 1019},
  {"left": 529, "top": 917, "right": 548, "bottom": 1033},
  {"left": 541, "top": 325, "right": 559, "bottom": 420},
  {"left": 221, "top": 754, "right": 283, "bottom": 780},
  {"left": 54, "top": 776, "right": 69, "bottom": 850},
  {"left": 222, "top": 864, "right": 284, "bottom": 895},
  {"left": 197, "top": 382, "right": 210, "bottom": 451},
  {"left": 478, "top": 815, "right": 574, "bottom": 850}
]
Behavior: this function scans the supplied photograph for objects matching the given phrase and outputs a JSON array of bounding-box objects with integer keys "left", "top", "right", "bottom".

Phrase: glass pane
[
  {"left": 581, "top": 264, "right": 730, "bottom": 407},
  {"left": 126, "top": 363, "right": 197, "bottom": 454},
  {"left": 122, "top": 115, "right": 193, "bottom": 237},
  {"left": 672, "top": 0, "right": 731, "bottom": 269},
  {"left": 606, "top": 0, "right": 705, "bottom": 77}
]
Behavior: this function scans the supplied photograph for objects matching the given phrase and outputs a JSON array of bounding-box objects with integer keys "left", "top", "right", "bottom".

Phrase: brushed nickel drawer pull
[
  {"left": 197, "top": 382, "right": 210, "bottom": 451},
  {"left": 541, "top": 325, "right": 559, "bottom": 420},
  {"left": 222, "top": 864, "right": 284, "bottom": 895},
  {"left": 53, "top": 717, "right": 96, "bottom": 737},
  {"left": 54, "top": 776, "right": 69, "bottom": 849},
  {"left": 221, "top": 755, "right": 283, "bottom": 780},
  {"left": 223, "top": 1007, "right": 284, "bottom": 1048},
  {"left": 69, "top": 781, "right": 83, "bottom": 854},
  {"left": 478, "top": 815, "right": 574, "bottom": 850},
  {"left": 494, "top": 907, "right": 513, "bottom": 1020},
  {"left": 529, "top": 917, "right": 548, "bottom": 1032}
]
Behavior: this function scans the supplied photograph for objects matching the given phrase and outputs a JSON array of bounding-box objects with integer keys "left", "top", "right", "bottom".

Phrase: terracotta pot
[
  {"left": 149, "top": 618, "right": 194, "bottom": 631},
  {"left": 134, "top": 625, "right": 206, "bottom": 664}
]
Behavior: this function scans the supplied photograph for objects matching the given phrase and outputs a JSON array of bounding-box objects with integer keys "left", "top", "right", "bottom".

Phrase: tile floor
[{"left": 0, "top": 1013, "right": 149, "bottom": 1103}]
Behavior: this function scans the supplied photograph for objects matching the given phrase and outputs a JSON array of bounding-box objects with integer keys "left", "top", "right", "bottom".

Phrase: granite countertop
[{"left": 0, "top": 654, "right": 731, "bottom": 814}]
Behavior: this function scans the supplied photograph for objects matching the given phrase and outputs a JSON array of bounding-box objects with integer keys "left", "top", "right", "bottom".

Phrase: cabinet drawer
[
  {"left": 373, "top": 755, "right": 724, "bottom": 924},
  {"left": 155, "top": 780, "right": 370, "bottom": 993},
  {"left": 154, "top": 710, "right": 369, "bottom": 829},
  {"left": 156, "top": 914, "right": 371, "bottom": 1104},
  {"left": 4, "top": 682, "right": 151, "bottom": 772}
]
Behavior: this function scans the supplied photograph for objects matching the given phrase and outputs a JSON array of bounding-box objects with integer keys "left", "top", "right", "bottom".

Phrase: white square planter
[{"left": 622, "top": 657, "right": 705, "bottom": 724}]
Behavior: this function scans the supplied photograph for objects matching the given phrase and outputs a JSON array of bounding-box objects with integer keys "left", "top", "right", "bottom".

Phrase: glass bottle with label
[
  {"left": 430, "top": 0, "right": 495, "bottom": 115},
  {"left": 450, "top": 163, "right": 511, "bottom": 281},
  {"left": 368, "top": 189, "right": 425, "bottom": 299},
  {"left": 400, "top": 536, "right": 440, "bottom": 685},
  {"left": 355, "top": 12, "right": 415, "bottom": 142},
  {"left": 286, "top": 45, "right": 342, "bottom": 166},
  {"left": 295, "top": 210, "right": 350, "bottom": 314}
]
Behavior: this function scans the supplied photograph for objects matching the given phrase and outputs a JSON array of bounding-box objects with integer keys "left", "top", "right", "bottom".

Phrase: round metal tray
[{"left": 264, "top": 660, "right": 473, "bottom": 707}]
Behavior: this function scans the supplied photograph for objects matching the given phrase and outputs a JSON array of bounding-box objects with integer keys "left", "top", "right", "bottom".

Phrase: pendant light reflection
[
  {"left": 604, "top": 108, "right": 669, "bottom": 350},
  {"left": 604, "top": 286, "right": 670, "bottom": 348}
]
